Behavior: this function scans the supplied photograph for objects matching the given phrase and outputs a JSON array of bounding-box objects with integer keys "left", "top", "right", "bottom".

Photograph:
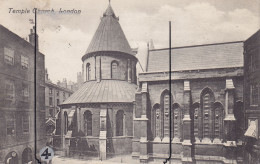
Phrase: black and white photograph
[{"left": 0, "top": 0, "right": 259, "bottom": 163}]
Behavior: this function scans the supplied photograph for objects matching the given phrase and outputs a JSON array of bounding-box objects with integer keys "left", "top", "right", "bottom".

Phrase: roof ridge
[{"left": 150, "top": 41, "right": 244, "bottom": 52}]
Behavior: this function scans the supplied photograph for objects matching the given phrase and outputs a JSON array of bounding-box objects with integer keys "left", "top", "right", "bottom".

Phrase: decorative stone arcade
[{"left": 59, "top": 2, "right": 138, "bottom": 160}]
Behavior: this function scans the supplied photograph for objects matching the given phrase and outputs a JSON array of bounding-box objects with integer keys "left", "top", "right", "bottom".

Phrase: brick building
[
  {"left": 57, "top": 3, "right": 138, "bottom": 159},
  {"left": 244, "top": 29, "right": 260, "bottom": 163},
  {"left": 0, "top": 25, "right": 46, "bottom": 164},
  {"left": 133, "top": 41, "right": 245, "bottom": 163},
  {"left": 45, "top": 70, "right": 73, "bottom": 140}
]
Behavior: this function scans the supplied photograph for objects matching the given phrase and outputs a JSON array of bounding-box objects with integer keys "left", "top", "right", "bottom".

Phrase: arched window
[
  {"left": 153, "top": 104, "right": 161, "bottom": 139},
  {"left": 201, "top": 88, "right": 215, "bottom": 140},
  {"left": 111, "top": 61, "right": 119, "bottom": 79},
  {"left": 64, "top": 112, "right": 68, "bottom": 135},
  {"left": 86, "top": 63, "right": 91, "bottom": 81},
  {"left": 213, "top": 102, "right": 224, "bottom": 139},
  {"left": 160, "top": 90, "right": 173, "bottom": 139},
  {"left": 163, "top": 94, "right": 170, "bottom": 137},
  {"left": 192, "top": 103, "right": 200, "bottom": 140},
  {"left": 84, "top": 110, "right": 92, "bottom": 136},
  {"left": 116, "top": 110, "right": 124, "bottom": 136},
  {"left": 173, "top": 103, "right": 182, "bottom": 140}
]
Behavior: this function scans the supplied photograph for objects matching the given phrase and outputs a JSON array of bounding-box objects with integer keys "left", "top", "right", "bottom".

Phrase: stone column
[
  {"left": 223, "top": 79, "right": 237, "bottom": 163},
  {"left": 99, "top": 109, "right": 107, "bottom": 160},
  {"left": 182, "top": 80, "right": 193, "bottom": 163}
]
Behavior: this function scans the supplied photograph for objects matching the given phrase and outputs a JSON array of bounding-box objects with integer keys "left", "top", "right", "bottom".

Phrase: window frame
[
  {"left": 4, "top": 47, "right": 14, "bottom": 65},
  {"left": 5, "top": 79, "right": 15, "bottom": 100},
  {"left": 21, "top": 55, "right": 29, "bottom": 69}
]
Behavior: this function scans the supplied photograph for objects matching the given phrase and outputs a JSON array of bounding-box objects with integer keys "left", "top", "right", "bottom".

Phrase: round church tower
[{"left": 58, "top": 3, "right": 137, "bottom": 159}]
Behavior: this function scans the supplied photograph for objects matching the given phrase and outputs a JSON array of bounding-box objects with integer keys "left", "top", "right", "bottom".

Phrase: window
[
  {"left": 84, "top": 110, "right": 92, "bottom": 136},
  {"left": 22, "top": 116, "right": 30, "bottom": 133},
  {"left": 49, "top": 88, "right": 53, "bottom": 95},
  {"left": 250, "top": 84, "right": 258, "bottom": 106},
  {"left": 21, "top": 55, "right": 29, "bottom": 69},
  {"left": 111, "top": 61, "right": 119, "bottom": 79},
  {"left": 57, "top": 99, "right": 60, "bottom": 106},
  {"left": 22, "top": 84, "right": 29, "bottom": 101},
  {"left": 163, "top": 94, "right": 170, "bottom": 137},
  {"left": 49, "top": 109, "right": 54, "bottom": 117},
  {"left": 173, "top": 104, "right": 182, "bottom": 139},
  {"left": 193, "top": 107, "right": 199, "bottom": 139},
  {"left": 116, "top": 110, "right": 124, "bottom": 136},
  {"left": 154, "top": 105, "right": 161, "bottom": 138},
  {"left": 214, "top": 104, "right": 224, "bottom": 139},
  {"left": 7, "top": 118, "right": 15, "bottom": 135},
  {"left": 4, "top": 47, "right": 14, "bottom": 65},
  {"left": 56, "top": 91, "right": 59, "bottom": 97},
  {"left": 49, "top": 97, "right": 53, "bottom": 106},
  {"left": 5, "top": 79, "right": 15, "bottom": 100},
  {"left": 86, "top": 63, "right": 91, "bottom": 81},
  {"left": 201, "top": 88, "right": 215, "bottom": 140}
]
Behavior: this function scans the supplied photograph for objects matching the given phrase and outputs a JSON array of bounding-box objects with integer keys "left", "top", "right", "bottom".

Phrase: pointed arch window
[
  {"left": 153, "top": 104, "right": 161, "bottom": 138},
  {"left": 86, "top": 63, "right": 91, "bottom": 81},
  {"left": 173, "top": 104, "right": 182, "bottom": 140},
  {"left": 84, "top": 110, "right": 92, "bottom": 136},
  {"left": 213, "top": 103, "right": 224, "bottom": 139},
  {"left": 192, "top": 103, "right": 200, "bottom": 140},
  {"left": 201, "top": 88, "right": 215, "bottom": 140},
  {"left": 111, "top": 61, "right": 119, "bottom": 79},
  {"left": 116, "top": 110, "right": 124, "bottom": 136},
  {"left": 163, "top": 94, "right": 170, "bottom": 137}
]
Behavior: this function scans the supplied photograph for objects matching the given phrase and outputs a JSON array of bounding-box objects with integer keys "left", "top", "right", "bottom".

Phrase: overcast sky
[{"left": 0, "top": 0, "right": 259, "bottom": 83}]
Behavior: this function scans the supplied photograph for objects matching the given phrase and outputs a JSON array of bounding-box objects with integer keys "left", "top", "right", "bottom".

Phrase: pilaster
[
  {"left": 182, "top": 80, "right": 194, "bottom": 163},
  {"left": 223, "top": 78, "right": 237, "bottom": 163}
]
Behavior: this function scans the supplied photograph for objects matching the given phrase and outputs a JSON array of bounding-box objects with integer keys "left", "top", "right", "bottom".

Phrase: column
[
  {"left": 182, "top": 80, "right": 193, "bottom": 163},
  {"left": 99, "top": 109, "right": 107, "bottom": 160}
]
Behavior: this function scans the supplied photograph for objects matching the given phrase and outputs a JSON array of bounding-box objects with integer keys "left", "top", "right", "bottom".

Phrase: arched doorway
[
  {"left": 22, "top": 147, "right": 33, "bottom": 164},
  {"left": 5, "top": 151, "right": 18, "bottom": 164}
]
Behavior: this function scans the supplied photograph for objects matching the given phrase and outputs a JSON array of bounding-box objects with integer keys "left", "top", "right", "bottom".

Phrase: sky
[{"left": 0, "top": 0, "right": 259, "bottom": 83}]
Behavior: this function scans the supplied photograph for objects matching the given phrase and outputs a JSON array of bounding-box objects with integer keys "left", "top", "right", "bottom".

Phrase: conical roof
[{"left": 84, "top": 4, "right": 134, "bottom": 57}]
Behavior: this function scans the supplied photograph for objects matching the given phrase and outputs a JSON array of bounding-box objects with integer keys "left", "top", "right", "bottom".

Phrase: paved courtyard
[{"left": 52, "top": 155, "right": 172, "bottom": 164}]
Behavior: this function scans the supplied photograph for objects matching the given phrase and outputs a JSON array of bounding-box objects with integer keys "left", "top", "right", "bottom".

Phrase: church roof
[
  {"left": 62, "top": 80, "right": 137, "bottom": 105},
  {"left": 83, "top": 4, "right": 134, "bottom": 58},
  {"left": 147, "top": 41, "right": 243, "bottom": 72}
]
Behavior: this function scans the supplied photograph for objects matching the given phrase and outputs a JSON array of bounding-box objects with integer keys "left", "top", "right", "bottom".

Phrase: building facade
[
  {"left": 243, "top": 29, "right": 260, "bottom": 163},
  {"left": 133, "top": 42, "right": 245, "bottom": 163},
  {"left": 57, "top": 3, "right": 138, "bottom": 160},
  {"left": 45, "top": 70, "right": 74, "bottom": 146},
  {"left": 0, "top": 25, "right": 46, "bottom": 164}
]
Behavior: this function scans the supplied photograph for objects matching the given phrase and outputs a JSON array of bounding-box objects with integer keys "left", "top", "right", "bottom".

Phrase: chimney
[{"left": 29, "top": 26, "right": 39, "bottom": 50}]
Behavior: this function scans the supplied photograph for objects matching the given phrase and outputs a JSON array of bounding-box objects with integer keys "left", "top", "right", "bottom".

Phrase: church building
[
  {"left": 133, "top": 41, "right": 245, "bottom": 163},
  {"left": 56, "top": 2, "right": 246, "bottom": 164},
  {"left": 58, "top": 2, "right": 138, "bottom": 160}
]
